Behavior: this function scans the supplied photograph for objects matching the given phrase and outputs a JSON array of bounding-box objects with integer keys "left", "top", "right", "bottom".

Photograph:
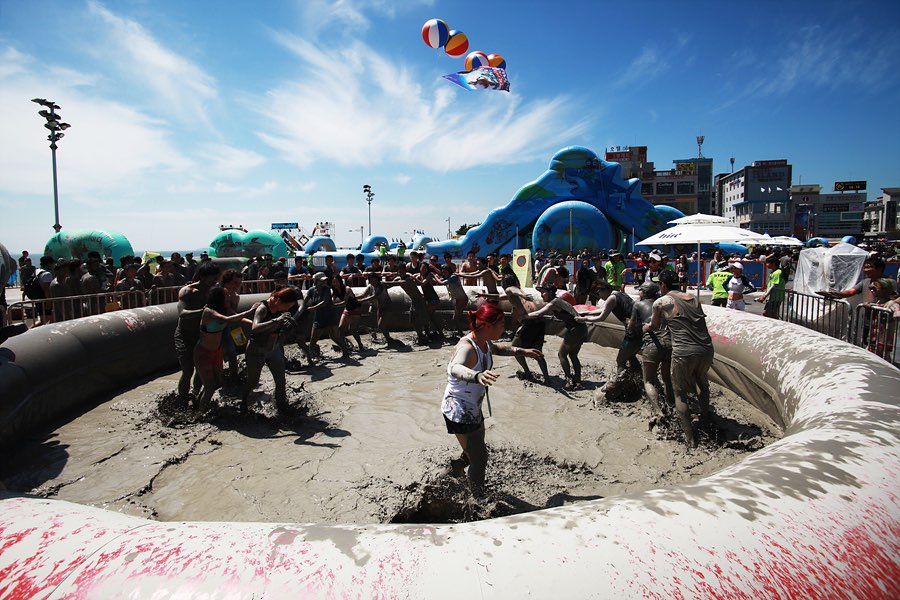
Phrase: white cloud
[
  {"left": 257, "top": 34, "right": 589, "bottom": 172},
  {"left": 199, "top": 143, "right": 267, "bottom": 176},
  {"left": 394, "top": 174, "right": 412, "bottom": 185},
  {"left": 613, "top": 46, "right": 670, "bottom": 89},
  {"left": 86, "top": 1, "right": 218, "bottom": 128},
  {"left": 716, "top": 24, "right": 900, "bottom": 111}
]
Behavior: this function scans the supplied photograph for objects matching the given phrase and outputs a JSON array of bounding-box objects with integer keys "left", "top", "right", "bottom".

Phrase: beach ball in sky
[
  {"left": 444, "top": 30, "right": 469, "bottom": 57},
  {"left": 487, "top": 53, "right": 507, "bottom": 69},
  {"left": 464, "top": 51, "right": 490, "bottom": 71},
  {"left": 422, "top": 19, "right": 450, "bottom": 48}
]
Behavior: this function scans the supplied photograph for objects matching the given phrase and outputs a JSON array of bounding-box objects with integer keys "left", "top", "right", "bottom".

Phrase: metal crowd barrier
[
  {"left": 776, "top": 289, "right": 852, "bottom": 341},
  {"left": 852, "top": 304, "right": 898, "bottom": 367},
  {"left": 7, "top": 285, "right": 184, "bottom": 329}
]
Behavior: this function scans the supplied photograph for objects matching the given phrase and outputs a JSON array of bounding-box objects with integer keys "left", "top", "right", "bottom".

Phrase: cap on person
[
  {"left": 648, "top": 251, "right": 663, "bottom": 262},
  {"left": 536, "top": 283, "right": 556, "bottom": 294},
  {"left": 731, "top": 261, "right": 744, "bottom": 270},
  {"left": 717, "top": 261, "right": 729, "bottom": 270},
  {"left": 278, "top": 256, "right": 287, "bottom": 263},
  {"left": 312, "top": 272, "right": 328, "bottom": 282},
  {"left": 638, "top": 281, "right": 661, "bottom": 298},
  {"left": 609, "top": 250, "right": 621, "bottom": 258}
]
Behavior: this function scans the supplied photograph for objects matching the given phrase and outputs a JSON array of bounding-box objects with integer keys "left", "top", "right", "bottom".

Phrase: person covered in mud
[
  {"left": 629, "top": 282, "right": 673, "bottom": 416},
  {"left": 174, "top": 263, "right": 221, "bottom": 406},
  {"left": 525, "top": 283, "right": 588, "bottom": 390},
  {"left": 387, "top": 263, "right": 431, "bottom": 346},
  {"left": 364, "top": 272, "right": 396, "bottom": 345},
  {"left": 644, "top": 270, "right": 714, "bottom": 449},
  {"left": 307, "top": 271, "right": 349, "bottom": 361},
  {"left": 442, "top": 302, "right": 543, "bottom": 494},
  {"left": 576, "top": 279, "right": 639, "bottom": 376},
  {"left": 193, "top": 286, "right": 255, "bottom": 419},
  {"left": 439, "top": 256, "right": 468, "bottom": 337},
  {"left": 241, "top": 286, "right": 299, "bottom": 415},
  {"left": 413, "top": 261, "right": 446, "bottom": 339},
  {"left": 503, "top": 276, "right": 550, "bottom": 382}
]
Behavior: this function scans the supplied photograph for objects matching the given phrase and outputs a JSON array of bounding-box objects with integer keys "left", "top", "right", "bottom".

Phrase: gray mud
[{"left": 1, "top": 333, "right": 781, "bottom": 524}]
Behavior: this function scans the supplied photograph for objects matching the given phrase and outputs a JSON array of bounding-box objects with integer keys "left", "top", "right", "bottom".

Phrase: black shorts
[
  {"left": 711, "top": 297, "right": 727, "bottom": 307},
  {"left": 444, "top": 415, "right": 484, "bottom": 434},
  {"left": 513, "top": 320, "right": 546, "bottom": 351}
]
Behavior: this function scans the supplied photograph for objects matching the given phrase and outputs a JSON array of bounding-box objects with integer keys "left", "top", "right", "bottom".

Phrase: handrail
[
  {"left": 776, "top": 288, "right": 852, "bottom": 341},
  {"left": 852, "top": 303, "right": 899, "bottom": 366}
]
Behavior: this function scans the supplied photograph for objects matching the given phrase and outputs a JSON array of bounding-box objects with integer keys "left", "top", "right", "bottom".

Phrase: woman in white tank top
[{"left": 441, "top": 302, "right": 543, "bottom": 494}]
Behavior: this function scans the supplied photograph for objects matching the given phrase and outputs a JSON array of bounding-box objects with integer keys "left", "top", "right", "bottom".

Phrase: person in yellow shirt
[
  {"left": 706, "top": 261, "right": 731, "bottom": 307},
  {"left": 604, "top": 251, "right": 629, "bottom": 291}
]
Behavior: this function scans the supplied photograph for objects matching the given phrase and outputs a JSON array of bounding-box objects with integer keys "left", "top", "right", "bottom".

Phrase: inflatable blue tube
[
  {"left": 44, "top": 230, "right": 135, "bottom": 262},
  {"left": 208, "top": 229, "right": 288, "bottom": 259},
  {"left": 304, "top": 236, "right": 337, "bottom": 253},
  {"left": 360, "top": 236, "right": 389, "bottom": 254}
]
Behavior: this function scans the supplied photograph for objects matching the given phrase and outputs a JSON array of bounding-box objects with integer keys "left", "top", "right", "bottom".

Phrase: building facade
[
  {"left": 863, "top": 187, "right": 900, "bottom": 241},
  {"left": 604, "top": 145, "right": 713, "bottom": 216},
  {"left": 718, "top": 160, "right": 793, "bottom": 234}
]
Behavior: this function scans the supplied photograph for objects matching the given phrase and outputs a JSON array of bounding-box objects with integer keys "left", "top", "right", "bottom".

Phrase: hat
[
  {"left": 648, "top": 252, "right": 663, "bottom": 262},
  {"left": 312, "top": 272, "right": 328, "bottom": 282},
  {"left": 638, "top": 281, "right": 661, "bottom": 298},
  {"left": 609, "top": 250, "right": 621, "bottom": 258},
  {"left": 277, "top": 256, "right": 287, "bottom": 262},
  {"left": 536, "top": 283, "right": 556, "bottom": 294},
  {"left": 731, "top": 261, "right": 744, "bottom": 270},
  {"left": 717, "top": 261, "right": 729, "bottom": 270}
]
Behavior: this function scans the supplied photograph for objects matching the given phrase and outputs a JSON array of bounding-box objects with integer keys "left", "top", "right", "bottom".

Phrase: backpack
[{"left": 23, "top": 268, "right": 46, "bottom": 300}]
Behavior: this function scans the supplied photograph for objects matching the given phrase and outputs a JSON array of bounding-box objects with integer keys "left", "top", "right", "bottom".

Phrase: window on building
[
  {"left": 677, "top": 181, "right": 695, "bottom": 194},
  {"left": 656, "top": 182, "right": 674, "bottom": 195},
  {"left": 641, "top": 182, "right": 653, "bottom": 196}
]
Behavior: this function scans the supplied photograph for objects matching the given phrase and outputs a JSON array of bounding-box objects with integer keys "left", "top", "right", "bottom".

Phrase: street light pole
[
  {"left": 32, "top": 98, "right": 70, "bottom": 233},
  {"left": 362, "top": 184, "right": 374, "bottom": 237}
]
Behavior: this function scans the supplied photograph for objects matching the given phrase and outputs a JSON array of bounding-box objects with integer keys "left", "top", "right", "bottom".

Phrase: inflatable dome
[
  {"left": 44, "top": 230, "right": 135, "bottom": 262},
  {"left": 208, "top": 229, "right": 287, "bottom": 259}
]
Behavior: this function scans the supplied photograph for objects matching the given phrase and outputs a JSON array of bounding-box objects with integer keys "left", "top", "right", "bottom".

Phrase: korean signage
[
  {"left": 752, "top": 160, "right": 788, "bottom": 168},
  {"left": 604, "top": 145, "right": 647, "bottom": 162},
  {"left": 271, "top": 222, "right": 299, "bottom": 230},
  {"left": 834, "top": 181, "right": 866, "bottom": 192}
]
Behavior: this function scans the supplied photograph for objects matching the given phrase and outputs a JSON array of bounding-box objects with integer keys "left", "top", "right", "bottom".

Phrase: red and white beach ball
[{"left": 422, "top": 19, "right": 450, "bottom": 49}]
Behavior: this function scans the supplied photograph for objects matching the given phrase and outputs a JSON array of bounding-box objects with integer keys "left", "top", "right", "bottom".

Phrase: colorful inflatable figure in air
[
  {"left": 422, "top": 18, "right": 509, "bottom": 92},
  {"left": 426, "top": 146, "right": 682, "bottom": 258}
]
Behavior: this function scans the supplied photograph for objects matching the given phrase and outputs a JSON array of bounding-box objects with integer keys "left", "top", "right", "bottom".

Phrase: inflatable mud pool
[{"left": 0, "top": 290, "right": 898, "bottom": 598}]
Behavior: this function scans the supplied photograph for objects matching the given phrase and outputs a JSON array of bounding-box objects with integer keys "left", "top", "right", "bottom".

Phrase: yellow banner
[{"left": 512, "top": 249, "right": 533, "bottom": 288}]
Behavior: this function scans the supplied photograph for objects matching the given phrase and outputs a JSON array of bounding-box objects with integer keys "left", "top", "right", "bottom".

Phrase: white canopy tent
[{"left": 637, "top": 216, "right": 770, "bottom": 297}]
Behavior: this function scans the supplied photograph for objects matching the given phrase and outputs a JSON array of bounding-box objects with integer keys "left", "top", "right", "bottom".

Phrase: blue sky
[{"left": 2, "top": 0, "right": 898, "bottom": 253}]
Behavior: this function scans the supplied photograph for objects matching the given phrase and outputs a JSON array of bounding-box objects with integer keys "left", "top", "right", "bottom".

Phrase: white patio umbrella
[
  {"left": 637, "top": 222, "right": 770, "bottom": 298},
  {"left": 667, "top": 213, "right": 729, "bottom": 225},
  {"left": 766, "top": 235, "right": 804, "bottom": 247}
]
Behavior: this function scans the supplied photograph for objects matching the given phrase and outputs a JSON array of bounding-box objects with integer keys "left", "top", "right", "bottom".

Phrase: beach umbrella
[
  {"left": 767, "top": 236, "right": 804, "bottom": 247},
  {"left": 667, "top": 213, "right": 729, "bottom": 225},
  {"left": 637, "top": 222, "right": 769, "bottom": 298}
]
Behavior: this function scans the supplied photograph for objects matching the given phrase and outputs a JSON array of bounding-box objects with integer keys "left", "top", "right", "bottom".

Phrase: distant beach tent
[
  {"left": 44, "top": 229, "right": 135, "bottom": 262},
  {"left": 208, "top": 229, "right": 287, "bottom": 259}
]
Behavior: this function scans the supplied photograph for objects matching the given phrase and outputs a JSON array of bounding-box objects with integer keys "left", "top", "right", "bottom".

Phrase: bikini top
[{"left": 200, "top": 320, "right": 227, "bottom": 333}]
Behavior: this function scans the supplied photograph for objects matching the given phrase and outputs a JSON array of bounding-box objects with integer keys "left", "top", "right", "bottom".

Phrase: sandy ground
[{"left": 2, "top": 332, "right": 781, "bottom": 524}]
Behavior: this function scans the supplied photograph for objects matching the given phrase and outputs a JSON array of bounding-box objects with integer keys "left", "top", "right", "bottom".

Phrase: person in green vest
[
  {"left": 604, "top": 251, "right": 629, "bottom": 291},
  {"left": 706, "top": 261, "right": 731, "bottom": 307},
  {"left": 755, "top": 255, "right": 788, "bottom": 318}
]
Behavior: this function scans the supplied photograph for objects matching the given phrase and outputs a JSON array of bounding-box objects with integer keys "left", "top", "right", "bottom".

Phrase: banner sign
[
  {"left": 271, "top": 222, "right": 298, "bottom": 230},
  {"left": 834, "top": 181, "right": 866, "bottom": 192}
]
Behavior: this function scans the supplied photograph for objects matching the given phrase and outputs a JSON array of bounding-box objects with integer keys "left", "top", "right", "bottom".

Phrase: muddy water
[{"left": 1, "top": 334, "right": 781, "bottom": 524}]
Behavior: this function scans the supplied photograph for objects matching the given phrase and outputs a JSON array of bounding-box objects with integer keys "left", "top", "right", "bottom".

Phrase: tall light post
[
  {"left": 730, "top": 156, "right": 735, "bottom": 173},
  {"left": 349, "top": 226, "right": 364, "bottom": 247},
  {"left": 446, "top": 217, "right": 451, "bottom": 239},
  {"left": 362, "top": 184, "right": 374, "bottom": 236},
  {"left": 32, "top": 98, "right": 70, "bottom": 233}
]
